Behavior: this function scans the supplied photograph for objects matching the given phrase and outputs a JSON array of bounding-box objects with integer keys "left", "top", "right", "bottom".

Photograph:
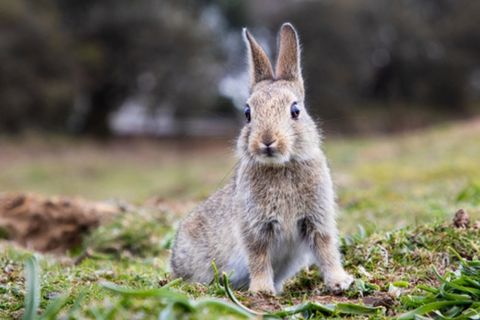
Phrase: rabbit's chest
[
  {"left": 238, "top": 161, "right": 328, "bottom": 238},
  {"left": 248, "top": 170, "right": 321, "bottom": 221},
  {"left": 244, "top": 186, "right": 321, "bottom": 246}
]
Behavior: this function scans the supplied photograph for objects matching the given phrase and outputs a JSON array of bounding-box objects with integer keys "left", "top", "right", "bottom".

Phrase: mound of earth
[{"left": 0, "top": 193, "right": 120, "bottom": 253}]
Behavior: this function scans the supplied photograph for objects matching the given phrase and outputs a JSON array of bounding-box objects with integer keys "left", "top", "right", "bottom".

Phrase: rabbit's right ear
[
  {"left": 243, "top": 28, "right": 274, "bottom": 89},
  {"left": 275, "top": 23, "right": 303, "bottom": 86}
]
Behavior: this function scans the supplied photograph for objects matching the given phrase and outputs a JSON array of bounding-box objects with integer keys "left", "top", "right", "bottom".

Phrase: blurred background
[
  {"left": 2, "top": 0, "right": 480, "bottom": 136},
  {"left": 1, "top": 0, "right": 480, "bottom": 231}
]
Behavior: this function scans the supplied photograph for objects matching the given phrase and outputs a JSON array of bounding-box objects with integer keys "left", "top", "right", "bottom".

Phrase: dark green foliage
[{"left": 399, "top": 252, "right": 480, "bottom": 319}]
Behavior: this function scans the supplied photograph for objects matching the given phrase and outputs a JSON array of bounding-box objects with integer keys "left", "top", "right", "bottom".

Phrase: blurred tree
[
  {"left": 0, "top": 0, "right": 479, "bottom": 135},
  {"left": 0, "top": 0, "right": 74, "bottom": 133},
  {"left": 262, "top": 0, "right": 480, "bottom": 132},
  {"left": 56, "top": 0, "right": 225, "bottom": 136},
  {"left": 0, "top": 0, "right": 228, "bottom": 136}
]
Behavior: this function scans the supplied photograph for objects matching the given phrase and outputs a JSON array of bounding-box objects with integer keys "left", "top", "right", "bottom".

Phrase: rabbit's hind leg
[{"left": 170, "top": 217, "right": 214, "bottom": 284}]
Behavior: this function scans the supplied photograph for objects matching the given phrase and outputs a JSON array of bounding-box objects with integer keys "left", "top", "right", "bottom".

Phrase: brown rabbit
[{"left": 170, "top": 23, "right": 353, "bottom": 294}]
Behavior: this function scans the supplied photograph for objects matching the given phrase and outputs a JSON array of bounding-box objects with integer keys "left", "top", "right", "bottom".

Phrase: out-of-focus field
[
  {"left": 0, "top": 137, "right": 235, "bottom": 202},
  {"left": 1, "top": 119, "right": 479, "bottom": 233}
]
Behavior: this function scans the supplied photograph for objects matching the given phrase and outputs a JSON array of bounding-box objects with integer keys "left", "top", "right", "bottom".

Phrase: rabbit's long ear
[
  {"left": 243, "top": 28, "right": 274, "bottom": 88},
  {"left": 275, "top": 23, "right": 303, "bottom": 85}
]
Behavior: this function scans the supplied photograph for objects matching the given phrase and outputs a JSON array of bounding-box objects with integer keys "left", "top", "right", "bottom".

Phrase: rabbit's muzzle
[
  {"left": 260, "top": 139, "right": 276, "bottom": 157},
  {"left": 250, "top": 133, "right": 290, "bottom": 165}
]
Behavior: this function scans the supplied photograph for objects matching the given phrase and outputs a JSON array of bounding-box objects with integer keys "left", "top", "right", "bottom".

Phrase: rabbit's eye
[
  {"left": 244, "top": 104, "right": 251, "bottom": 122},
  {"left": 290, "top": 102, "right": 300, "bottom": 119}
]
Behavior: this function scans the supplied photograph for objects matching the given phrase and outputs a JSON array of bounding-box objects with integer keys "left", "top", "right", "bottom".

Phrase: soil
[
  {"left": 239, "top": 291, "right": 395, "bottom": 314},
  {"left": 0, "top": 192, "right": 119, "bottom": 253}
]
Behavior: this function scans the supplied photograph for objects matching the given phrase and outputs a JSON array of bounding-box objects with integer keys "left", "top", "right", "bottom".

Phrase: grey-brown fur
[{"left": 170, "top": 23, "right": 353, "bottom": 294}]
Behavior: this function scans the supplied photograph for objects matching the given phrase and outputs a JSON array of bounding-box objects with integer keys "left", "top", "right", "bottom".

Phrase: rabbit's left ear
[
  {"left": 243, "top": 28, "right": 274, "bottom": 89},
  {"left": 275, "top": 23, "right": 303, "bottom": 86}
]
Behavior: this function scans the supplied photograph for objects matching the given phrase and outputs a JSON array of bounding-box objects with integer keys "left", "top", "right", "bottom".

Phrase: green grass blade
[
  {"left": 39, "top": 295, "right": 70, "bottom": 320},
  {"left": 194, "top": 298, "right": 254, "bottom": 318},
  {"left": 101, "top": 281, "right": 187, "bottom": 300},
  {"left": 88, "top": 308, "right": 106, "bottom": 320},
  {"left": 447, "top": 282, "right": 480, "bottom": 297},
  {"left": 412, "top": 315, "right": 433, "bottom": 320},
  {"left": 222, "top": 273, "right": 266, "bottom": 317},
  {"left": 158, "top": 302, "right": 176, "bottom": 320},
  {"left": 441, "top": 305, "right": 464, "bottom": 318},
  {"left": 67, "top": 290, "right": 87, "bottom": 318},
  {"left": 448, "top": 247, "right": 467, "bottom": 267},
  {"left": 335, "top": 303, "right": 384, "bottom": 315},
  {"left": 101, "top": 281, "right": 195, "bottom": 312},
  {"left": 401, "top": 295, "right": 438, "bottom": 308},
  {"left": 271, "top": 302, "right": 335, "bottom": 318},
  {"left": 394, "top": 281, "right": 410, "bottom": 288},
  {"left": 211, "top": 260, "right": 226, "bottom": 295},
  {"left": 433, "top": 267, "right": 480, "bottom": 297},
  {"left": 23, "top": 255, "right": 41, "bottom": 320},
  {"left": 417, "top": 284, "right": 440, "bottom": 294},
  {"left": 463, "top": 278, "right": 480, "bottom": 289},
  {"left": 440, "top": 291, "right": 472, "bottom": 302},
  {"left": 458, "top": 306, "right": 480, "bottom": 319},
  {"left": 398, "top": 301, "right": 472, "bottom": 320},
  {"left": 159, "top": 278, "right": 182, "bottom": 289}
]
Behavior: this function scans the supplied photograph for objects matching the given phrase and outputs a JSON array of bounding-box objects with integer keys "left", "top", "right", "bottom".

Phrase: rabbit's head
[{"left": 237, "top": 23, "right": 321, "bottom": 166}]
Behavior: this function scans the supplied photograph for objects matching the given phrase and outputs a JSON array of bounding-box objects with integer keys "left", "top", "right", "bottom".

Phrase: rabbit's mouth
[
  {"left": 254, "top": 149, "right": 290, "bottom": 165},
  {"left": 248, "top": 138, "right": 292, "bottom": 165}
]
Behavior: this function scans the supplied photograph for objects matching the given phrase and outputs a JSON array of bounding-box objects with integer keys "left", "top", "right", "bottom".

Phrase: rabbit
[{"left": 170, "top": 23, "right": 353, "bottom": 294}]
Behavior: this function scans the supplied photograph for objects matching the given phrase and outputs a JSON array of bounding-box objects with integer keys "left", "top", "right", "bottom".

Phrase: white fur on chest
[
  {"left": 226, "top": 218, "right": 314, "bottom": 292},
  {"left": 270, "top": 224, "right": 315, "bottom": 291}
]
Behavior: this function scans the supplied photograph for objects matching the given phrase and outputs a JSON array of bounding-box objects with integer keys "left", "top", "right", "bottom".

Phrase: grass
[
  {"left": 397, "top": 249, "right": 480, "bottom": 319},
  {"left": 2, "top": 216, "right": 479, "bottom": 319},
  {"left": 0, "top": 136, "right": 232, "bottom": 202},
  {"left": 1, "top": 118, "right": 480, "bottom": 318}
]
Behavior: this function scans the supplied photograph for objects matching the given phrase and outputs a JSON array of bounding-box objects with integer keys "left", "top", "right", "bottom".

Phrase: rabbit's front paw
[
  {"left": 324, "top": 270, "right": 354, "bottom": 294},
  {"left": 249, "top": 280, "right": 276, "bottom": 294}
]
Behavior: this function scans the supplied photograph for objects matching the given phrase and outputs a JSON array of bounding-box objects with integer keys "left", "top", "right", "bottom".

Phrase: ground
[{"left": 0, "top": 119, "right": 480, "bottom": 319}]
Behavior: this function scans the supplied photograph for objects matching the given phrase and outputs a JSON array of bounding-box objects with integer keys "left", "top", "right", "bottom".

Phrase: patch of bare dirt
[
  {"left": 0, "top": 193, "right": 120, "bottom": 253},
  {"left": 239, "top": 291, "right": 396, "bottom": 314}
]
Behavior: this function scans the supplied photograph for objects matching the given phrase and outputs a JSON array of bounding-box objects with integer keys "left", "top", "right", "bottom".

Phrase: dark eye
[
  {"left": 244, "top": 104, "right": 251, "bottom": 122},
  {"left": 290, "top": 102, "right": 300, "bottom": 119}
]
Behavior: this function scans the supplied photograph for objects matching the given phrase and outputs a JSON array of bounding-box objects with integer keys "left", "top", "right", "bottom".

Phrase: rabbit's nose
[
  {"left": 262, "top": 139, "right": 276, "bottom": 147},
  {"left": 260, "top": 140, "right": 277, "bottom": 157}
]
